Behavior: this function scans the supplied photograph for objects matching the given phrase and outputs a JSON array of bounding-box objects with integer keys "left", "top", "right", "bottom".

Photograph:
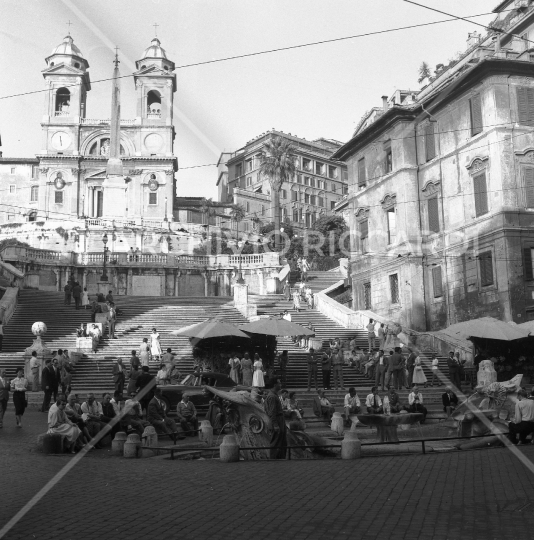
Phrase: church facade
[{"left": 1, "top": 34, "right": 177, "bottom": 227}]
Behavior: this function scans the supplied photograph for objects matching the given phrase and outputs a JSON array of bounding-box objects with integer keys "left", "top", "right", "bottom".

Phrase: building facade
[
  {"left": 217, "top": 131, "right": 348, "bottom": 234},
  {"left": 333, "top": 1, "right": 534, "bottom": 331}
]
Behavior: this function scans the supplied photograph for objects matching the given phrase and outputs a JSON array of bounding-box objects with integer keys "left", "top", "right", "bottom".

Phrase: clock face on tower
[{"left": 51, "top": 131, "right": 72, "bottom": 151}]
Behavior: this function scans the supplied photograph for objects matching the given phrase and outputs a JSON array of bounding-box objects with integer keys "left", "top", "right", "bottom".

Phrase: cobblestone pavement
[{"left": 1, "top": 411, "right": 534, "bottom": 540}]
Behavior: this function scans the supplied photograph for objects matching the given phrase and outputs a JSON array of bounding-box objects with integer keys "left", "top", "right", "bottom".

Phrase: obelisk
[{"left": 102, "top": 50, "right": 127, "bottom": 217}]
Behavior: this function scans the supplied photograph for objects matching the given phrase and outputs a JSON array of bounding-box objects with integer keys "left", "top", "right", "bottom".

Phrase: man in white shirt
[
  {"left": 282, "top": 310, "right": 292, "bottom": 322},
  {"left": 81, "top": 393, "right": 107, "bottom": 440},
  {"left": 407, "top": 385, "right": 427, "bottom": 423},
  {"left": 365, "top": 386, "right": 383, "bottom": 414},
  {"left": 508, "top": 389, "right": 534, "bottom": 445},
  {"left": 344, "top": 387, "right": 361, "bottom": 424},
  {"left": 374, "top": 350, "right": 387, "bottom": 391},
  {"left": 366, "top": 319, "right": 376, "bottom": 351}
]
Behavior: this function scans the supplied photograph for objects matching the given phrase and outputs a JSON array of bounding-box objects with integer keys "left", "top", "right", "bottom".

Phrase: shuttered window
[
  {"left": 525, "top": 167, "right": 534, "bottom": 208},
  {"left": 479, "top": 251, "right": 494, "bottom": 287},
  {"left": 470, "top": 94, "right": 483, "bottom": 136},
  {"left": 360, "top": 219, "right": 369, "bottom": 253},
  {"left": 358, "top": 158, "right": 366, "bottom": 188},
  {"left": 428, "top": 196, "right": 440, "bottom": 233},
  {"left": 432, "top": 266, "right": 443, "bottom": 297},
  {"left": 363, "top": 282, "right": 372, "bottom": 310},
  {"left": 524, "top": 248, "right": 534, "bottom": 280},
  {"left": 517, "top": 87, "right": 534, "bottom": 126},
  {"left": 473, "top": 172, "right": 489, "bottom": 217},
  {"left": 425, "top": 123, "right": 436, "bottom": 162},
  {"left": 390, "top": 274, "right": 399, "bottom": 304}
]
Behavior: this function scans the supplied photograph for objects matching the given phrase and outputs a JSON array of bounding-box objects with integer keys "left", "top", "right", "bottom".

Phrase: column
[
  {"left": 89, "top": 187, "right": 94, "bottom": 218},
  {"left": 202, "top": 272, "right": 208, "bottom": 297},
  {"left": 174, "top": 270, "right": 180, "bottom": 297},
  {"left": 82, "top": 269, "right": 87, "bottom": 289},
  {"left": 127, "top": 269, "right": 133, "bottom": 295}
]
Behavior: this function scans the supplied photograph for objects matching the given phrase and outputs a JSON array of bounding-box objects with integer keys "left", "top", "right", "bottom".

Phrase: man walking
[
  {"left": 108, "top": 302, "right": 117, "bottom": 339},
  {"left": 321, "top": 350, "right": 332, "bottom": 390},
  {"left": 112, "top": 358, "right": 126, "bottom": 395},
  {"left": 72, "top": 282, "right": 82, "bottom": 310},
  {"left": 263, "top": 379, "right": 287, "bottom": 459},
  {"left": 64, "top": 282, "right": 72, "bottom": 305},
  {"left": 447, "top": 352, "right": 461, "bottom": 391},
  {"left": 332, "top": 348, "right": 344, "bottom": 390},
  {"left": 0, "top": 369, "right": 9, "bottom": 428},
  {"left": 306, "top": 348, "right": 319, "bottom": 391},
  {"left": 40, "top": 359, "right": 55, "bottom": 412},
  {"left": 508, "top": 389, "right": 534, "bottom": 445}
]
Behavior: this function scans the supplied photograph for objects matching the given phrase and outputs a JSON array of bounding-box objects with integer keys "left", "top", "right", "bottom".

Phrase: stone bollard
[
  {"left": 111, "top": 432, "right": 127, "bottom": 456},
  {"left": 199, "top": 420, "right": 213, "bottom": 446},
  {"left": 331, "top": 412, "right": 344, "bottom": 435},
  {"left": 123, "top": 433, "right": 141, "bottom": 459},
  {"left": 341, "top": 430, "right": 361, "bottom": 460},
  {"left": 219, "top": 434, "right": 239, "bottom": 463},
  {"left": 41, "top": 433, "right": 64, "bottom": 454},
  {"left": 142, "top": 426, "right": 158, "bottom": 447}
]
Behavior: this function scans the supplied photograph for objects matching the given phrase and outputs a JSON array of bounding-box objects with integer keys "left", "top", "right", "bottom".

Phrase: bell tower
[
  {"left": 133, "top": 37, "right": 176, "bottom": 134},
  {"left": 41, "top": 34, "right": 91, "bottom": 155}
]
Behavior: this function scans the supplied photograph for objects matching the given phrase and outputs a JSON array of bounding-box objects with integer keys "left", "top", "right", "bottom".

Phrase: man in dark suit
[
  {"left": 112, "top": 358, "right": 125, "bottom": 395},
  {"left": 40, "top": 359, "right": 55, "bottom": 412},
  {"left": 147, "top": 387, "right": 181, "bottom": 440},
  {"left": 447, "top": 352, "right": 462, "bottom": 391},
  {"left": 135, "top": 366, "right": 155, "bottom": 415},
  {"left": 51, "top": 357, "right": 61, "bottom": 400},
  {"left": 386, "top": 347, "right": 403, "bottom": 390},
  {"left": 72, "top": 282, "right": 82, "bottom": 310},
  {"left": 442, "top": 387, "right": 459, "bottom": 417},
  {"left": 0, "top": 369, "right": 10, "bottom": 428}
]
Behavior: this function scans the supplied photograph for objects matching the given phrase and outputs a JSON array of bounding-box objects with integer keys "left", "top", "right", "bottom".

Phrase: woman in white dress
[
  {"left": 81, "top": 287, "right": 90, "bottom": 309},
  {"left": 412, "top": 356, "right": 428, "bottom": 387},
  {"left": 139, "top": 338, "right": 150, "bottom": 368},
  {"left": 149, "top": 327, "right": 162, "bottom": 361},
  {"left": 252, "top": 353, "right": 265, "bottom": 388},
  {"left": 228, "top": 355, "right": 241, "bottom": 384}
]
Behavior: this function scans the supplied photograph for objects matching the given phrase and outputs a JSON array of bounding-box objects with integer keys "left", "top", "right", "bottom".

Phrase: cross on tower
[
  {"left": 66, "top": 20, "right": 73, "bottom": 34},
  {"left": 153, "top": 22, "right": 159, "bottom": 37},
  {"left": 113, "top": 46, "right": 120, "bottom": 67}
]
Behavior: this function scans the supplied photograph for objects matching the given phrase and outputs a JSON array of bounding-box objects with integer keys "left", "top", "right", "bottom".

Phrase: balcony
[
  {"left": 80, "top": 118, "right": 136, "bottom": 125},
  {"left": 54, "top": 111, "right": 71, "bottom": 117},
  {"left": 147, "top": 113, "right": 161, "bottom": 119}
]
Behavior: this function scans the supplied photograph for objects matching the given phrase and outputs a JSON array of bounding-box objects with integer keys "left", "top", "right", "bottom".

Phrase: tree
[
  {"left": 310, "top": 214, "right": 349, "bottom": 260},
  {"left": 418, "top": 61, "right": 431, "bottom": 84},
  {"left": 259, "top": 136, "right": 297, "bottom": 252},
  {"left": 200, "top": 197, "right": 214, "bottom": 240}
]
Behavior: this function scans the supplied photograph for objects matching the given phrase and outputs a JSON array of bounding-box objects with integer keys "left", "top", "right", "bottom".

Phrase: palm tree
[
  {"left": 230, "top": 204, "right": 246, "bottom": 283},
  {"left": 259, "top": 136, "right": 297, "bottom": 251},
  {"left": 200, "top": 197, "right": 214, "bottom": 240}
]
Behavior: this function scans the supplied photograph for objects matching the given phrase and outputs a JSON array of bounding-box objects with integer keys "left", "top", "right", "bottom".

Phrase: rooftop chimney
[
  {"left": 382, "top": 96, "right": 388, "bottom": 112},
  {"left": 467, "top": 31, "right": 481, "bottom": 49}
]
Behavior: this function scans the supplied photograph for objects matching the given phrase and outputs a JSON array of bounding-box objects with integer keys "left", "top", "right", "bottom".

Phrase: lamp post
[
  {"left": 164, "top": 196, "right": 168, "bottom": 222},
  {"left": 101, "top": 232, "right": 109, "bottom": 282},
  {"left": 236, "top": 222, "right": 245, "bottom": 285}
]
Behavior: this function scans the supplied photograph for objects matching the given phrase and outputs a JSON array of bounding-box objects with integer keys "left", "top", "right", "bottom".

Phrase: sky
[{"left": 0, "top": 0, "right": 499, "bottom": 198}]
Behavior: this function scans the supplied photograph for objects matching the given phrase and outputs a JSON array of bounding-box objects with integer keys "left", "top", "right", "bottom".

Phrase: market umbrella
[
  {"left": 239, "top": 317, "right": 315, "bottom": 337},
  {"left": 171, "top": 319, "right": 250, "bottom": 339},
  {"left": 441, "top": 317, "right": 531, "bottom": 342}
]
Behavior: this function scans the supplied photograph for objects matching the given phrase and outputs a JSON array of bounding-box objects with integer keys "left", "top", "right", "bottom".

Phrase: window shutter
[
  {"left": 470, "top": 94, "right": 483, "bottom": 136},
  {"left": 479, "top": 252, "right": 493, "bottom": 286},
  {"left": 524, "top": 248, "right": 534, "bottom": 280},
  {"left": 473, "top": 172, "right": 488, "bottom": 217},
  {"left": 425, "top": 123, "right": 436, "bottom": 161},
  {"left": 432, "top": 266, "right": 443, "bottom": 297},
  {"left": 525, "top": 167, "right": 534, "bottom": 208},
  {"left": 358, "top": 158, "right": 366, "bottom": 187},
  {"left": 517, "top": 87, "right": 534, "bottom": 125},
  {"left": 427, "top": 196, "right": 440, "bottom": 233},
  {"left": 360, "top": 219, "right": 368, "bottom": 239}
]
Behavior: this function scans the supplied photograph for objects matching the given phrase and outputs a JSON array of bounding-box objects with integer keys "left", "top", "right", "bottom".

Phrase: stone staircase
[
  {"left": 0, "top": 290, "right": 249, "bottom": 394},
  {"left": 305, "top": 270, "right": 344, "bottom": 293}
]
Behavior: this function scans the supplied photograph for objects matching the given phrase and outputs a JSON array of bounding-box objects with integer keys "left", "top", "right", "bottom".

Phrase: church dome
[
  {"left": 50, "top": 35, "right": 85, "bottom": 59},
  {"left": 141, "top": 37, "right": 168, "bottom": 59}
]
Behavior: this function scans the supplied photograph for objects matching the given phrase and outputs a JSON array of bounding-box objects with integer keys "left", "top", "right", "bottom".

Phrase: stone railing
[
  {"left": 54, "top": 110, "right": 70, "bottom": 117},
  {"left": 85, "top": 218, "right": 164, "bottom": 229},
  {"left": 314, "top": 280, "right": 360, "bottom": 329},
  {"left": 80, "top": 118, "right": 136, "bottom": 125},
  {"left": 0, "top": 287, "right": 19, "bottom": 326},
  {"left": 2, "top": 246, "right": 74, "bottom": 265},
  {"left": 350, "top": 309, "right": 471, "bottom": 357}
]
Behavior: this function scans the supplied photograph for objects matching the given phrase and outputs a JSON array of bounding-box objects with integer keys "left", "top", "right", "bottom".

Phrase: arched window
[
  {"left": 88, "top": 138, "right": 126, "bottom": 156},
  {"left": 147, "top": 90, "right": 161, "bottom": 117},
  {"left": 55, "top": 88, "right": 70, "bottom": 116},
  {"left": 28, "top": 211, "right": 37, "bottom": 222}
]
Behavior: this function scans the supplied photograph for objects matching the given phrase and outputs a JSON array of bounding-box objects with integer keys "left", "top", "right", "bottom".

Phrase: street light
[
  {"left": 101, "top": 232, "right": 109, "bottom": 282},
  {"left": 164, "top": 196, "right": 168, "bottom": 222}
]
